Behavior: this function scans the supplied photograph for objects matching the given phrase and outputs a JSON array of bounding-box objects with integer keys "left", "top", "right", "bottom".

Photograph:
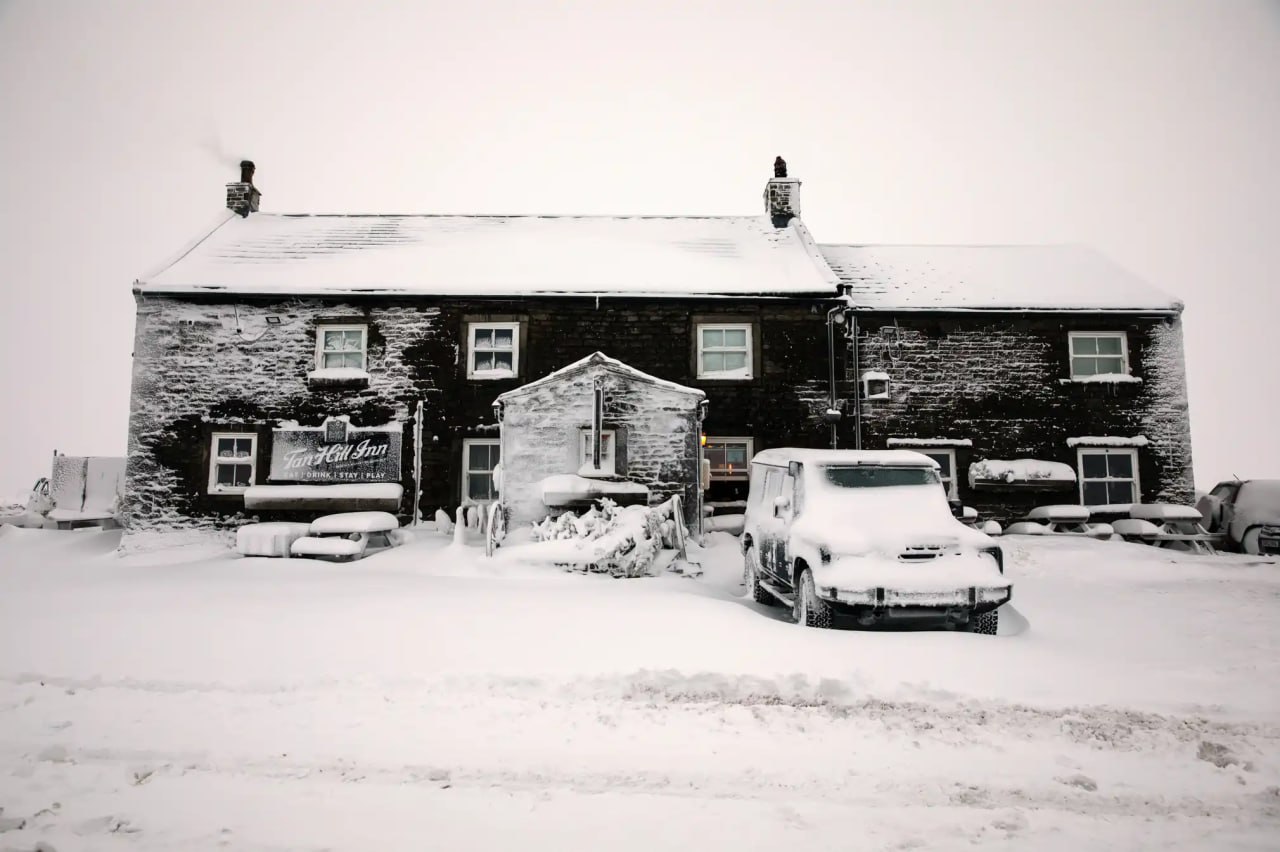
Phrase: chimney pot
[{"left": 240, "top": 160, "right": 256, "bottom": 184}]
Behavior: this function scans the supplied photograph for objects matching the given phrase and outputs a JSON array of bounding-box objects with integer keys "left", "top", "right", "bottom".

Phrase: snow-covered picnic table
[{"left": 1111, "top": 503, "right": 1223, "bottom": 554}]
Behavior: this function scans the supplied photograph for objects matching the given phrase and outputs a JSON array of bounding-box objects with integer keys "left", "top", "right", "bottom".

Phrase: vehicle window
[
  {"left": 1211, "top": 483, "right": 1238, "bottom": 502},
  {"left": 823, "top": 466, "right": 941, "bottom": 488},
  {"left": 761, "top": 468, "right": 783, "bottom": 504}
]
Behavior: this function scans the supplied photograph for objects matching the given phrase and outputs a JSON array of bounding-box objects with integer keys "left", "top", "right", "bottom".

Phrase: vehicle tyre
[
  {"left": 1240, "top": 527, "right": 1263, "bottom": 556},
  {"left": 794, "top": 567, "right": 833, "bottom": 628},
  {"left": 970, "top": 609, "right": 999, "bottom": 636},
  {"left": 743, "top": 545, "right": 774, "bottom": 605}
]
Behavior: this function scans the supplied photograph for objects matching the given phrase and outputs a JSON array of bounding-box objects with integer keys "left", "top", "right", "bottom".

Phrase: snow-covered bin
[
  {"left": 539, "top": 474, "right": 649, "bottom": 507},
  {"left": 236, "top": 522, "right": 312, "bottom": 557}
]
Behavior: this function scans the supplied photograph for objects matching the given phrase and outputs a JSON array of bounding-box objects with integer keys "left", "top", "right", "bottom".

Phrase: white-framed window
[
  {"left": 462, "top": 439, "right": 501, "bottom": 503},
  {"left": 467, "top": 322, "right": 520, "bottom": 380},
  {"left": 315, "top": 324, "right": 368, "bottom": 370},
  {"left": 578, "top": 429, "right": 617, "bottom": 475},
  {"left": 208, "top": 432, "right": 256, "bottom": 494},
  {"left": 697, "top": 323, "right": 753, "bottom": 379},
  {"left": 1069, "top": 332, "right": 1128, "bottom": 378},
  {"left": 704, "top": 437, "right": 753, "bottom": 480},
  {"left": 1078, "top": 447, "right": 1139, "bottom": 505},
  {"left": 918, "top": 448, "right": 958, "bottom": 499}
]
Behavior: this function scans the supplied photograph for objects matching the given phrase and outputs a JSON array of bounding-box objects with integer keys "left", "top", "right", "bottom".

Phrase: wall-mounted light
[
  {"left": 265, "top": 316, "right": 281, "bottom": 325},
  {"left": 700, "top": 433, "right": 707, "bottom": 447}
]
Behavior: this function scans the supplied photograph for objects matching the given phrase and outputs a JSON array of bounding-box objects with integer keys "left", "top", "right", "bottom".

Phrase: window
[
  {"left": 705, "top": 437, "right": 753, "bottom": 480},
  {"left": 462, "top": 439, "right": 500, "bottom": 502},
  {"left": 578, "top": 429, "right": 616, "bottom": 475},
  {"left": 1069, "top": 332, "right": 1128, "bottom": 378},
  {"left": 315, "top": 324, "right": 367, "bottom": 371},
  {"left": 824, "top": 466, "right": 941, "bottom": 489},
  {"left": 1078, "top": 448, "right": 1139, "bottom": 505},
  {"left": 697, "top": 324, "right": 753, "bottom": 379},
  {"left": 467, "top": 322, "right": 520, "bottom": 379},
  {"left": 919, "top": 449, "right": 958, "bottom": 499},
  {"left": 208, "top": 433, "right": 256, "bottom": 494}
]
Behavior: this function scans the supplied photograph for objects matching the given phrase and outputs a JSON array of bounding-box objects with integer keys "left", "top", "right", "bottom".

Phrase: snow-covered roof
[
  {"left": 497, "top": 352, "right": 704, "bottom": 401},
  {"left": 751, "top": 448, "right": 939, "bottom": 468},
  {"left": 820, "top": 244, "right": 1182, "bottom": 313},
  {"left": 138, "top": 212, "right": 840, "bottom": 298}
]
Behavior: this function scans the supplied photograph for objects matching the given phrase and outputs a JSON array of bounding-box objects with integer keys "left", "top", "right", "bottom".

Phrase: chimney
[
  {"left": 225, "top": 160, "right": 261, "bottom": 217},
  {"left": 763, "top": 155, "right": 800, "bottom": 226}
]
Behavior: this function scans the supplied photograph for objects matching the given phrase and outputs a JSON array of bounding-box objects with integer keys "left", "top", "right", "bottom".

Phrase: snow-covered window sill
[
  {"left": 469, "top": 371, "right": 518, "bottom": 382},
  {"left": 1059, "top": 374, "right": 1142, "bottom": 385},
  {"left": 308, "top": 368, "right": 371, "bottom": 388}
]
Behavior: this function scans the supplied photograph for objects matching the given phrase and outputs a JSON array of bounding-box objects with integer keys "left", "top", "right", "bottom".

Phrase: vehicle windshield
[{"left": 823, "top": 465, "right": 941, "bottom": 488}]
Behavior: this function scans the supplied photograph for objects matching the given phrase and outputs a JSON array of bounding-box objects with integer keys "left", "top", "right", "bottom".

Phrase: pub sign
[{"left": 269, "top": 417, "right": 402, "bottom": 482}]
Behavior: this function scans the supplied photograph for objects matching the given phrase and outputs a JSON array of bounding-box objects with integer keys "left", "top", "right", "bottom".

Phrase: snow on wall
[
  {"left": 499, "top": 360, "right": 701, "bottom": 530},
  {"left": 1135, "top": 317, "right": 1195, "bottom": 503},
  {"left": 123, "top": 297, "right": 434, "bottom": 539}
]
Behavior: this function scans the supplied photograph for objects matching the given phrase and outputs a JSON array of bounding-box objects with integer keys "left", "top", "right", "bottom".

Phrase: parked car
[
  {"left": 1196, "top": 479, "right": 1280, "bottom": 556},
  {"left": 741, "top": 448, "right": 1011, "bottom": 634}
]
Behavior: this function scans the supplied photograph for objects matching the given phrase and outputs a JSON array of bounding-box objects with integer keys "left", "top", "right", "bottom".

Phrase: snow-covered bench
[
  {"left": 236, "top": 522, "right": 313, "bottom": 557},
  {"left": 1005, "top": 505, "right": 1113, "bottom": 538},
  {"left": 289, "top": 511, "right": 401, "bottom": 561},
  {"left": 1111, "top": 504, "right": 1222, "bottom": 554}
]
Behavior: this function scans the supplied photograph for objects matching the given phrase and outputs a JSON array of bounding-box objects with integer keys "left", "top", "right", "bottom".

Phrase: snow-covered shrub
[{"left": 530, "top": 498, "right": 672, "bottom": 578}]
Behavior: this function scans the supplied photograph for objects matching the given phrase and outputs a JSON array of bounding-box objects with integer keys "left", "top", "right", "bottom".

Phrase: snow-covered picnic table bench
[
  {"left": 236, "top": 512, "right": 402, "bottom": 561},
  {"left": 1111, "top": 504, "right": 1223, "bottom": 554},
  {"left": 1005, "top": 505, "right": 1113, "bottom": 538}
]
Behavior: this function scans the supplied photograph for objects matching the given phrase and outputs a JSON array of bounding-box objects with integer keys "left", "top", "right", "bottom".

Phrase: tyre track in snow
[{"left": 2, "top": 673, "right": 1278, "bottom": 831}]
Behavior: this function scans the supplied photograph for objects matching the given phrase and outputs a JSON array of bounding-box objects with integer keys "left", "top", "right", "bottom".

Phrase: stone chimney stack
[
  {"left": 225, "top": 160, "right": 261, "bottom": 217},
  {"left": 763, "top": 155, "right": 800, "bottom": 227}
]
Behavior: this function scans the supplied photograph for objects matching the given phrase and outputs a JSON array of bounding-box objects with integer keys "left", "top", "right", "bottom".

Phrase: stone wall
[{"left": 850, "top": 312, "right": 1195, "bottom": 521}]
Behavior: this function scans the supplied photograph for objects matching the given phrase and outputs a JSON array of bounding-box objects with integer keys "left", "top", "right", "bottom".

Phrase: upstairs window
[
  {"left": 697, "top": 324, "right": 753, "bottom": 379},
  {"left": 462, "top": 439, "right": 501, "bottom": 502},
  {"left": 1078, "top": 447, "right": 1139, "bottom": 505},
  {"left": 468, "top": 322, "right": 520, "bottom": 380},
  {"left": 1069, "top": 332, "right": 1128, "bottom": 378},
  {"left": 316, "top": 324, "right": 367, "bottom": 371},
  {"left": 208, "top": 433, "right": 256, "bottom": 494},
  {"left": 704, "top": 437, "right": 752, "bottom": 480}
]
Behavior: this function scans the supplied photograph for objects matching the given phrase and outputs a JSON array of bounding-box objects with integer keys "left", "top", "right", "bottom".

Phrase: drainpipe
[
  {"left": 825, "top": 304, "right": 845, "bottom": 450},
  {"left": 850, "top": 313, "right": 862, "bottom": 450}
]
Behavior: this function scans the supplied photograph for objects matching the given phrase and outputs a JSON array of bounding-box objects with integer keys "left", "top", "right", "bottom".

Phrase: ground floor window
[
  {"left": 209, "top": 433, "right": 256, "bottom": 494},
  {"left": 917, "top": 448, "right": 958, "bottom": 499},
  {"left": 578, "top": 429, "right": 616, "bottom": 475},
  {"left": 1078, "top": 448, "right": 1139, "bottom": 505},
  {"left": 462, "top": 439, "right": 501, "bottom": 502},
  {"left": 704, "top": 437, "right": 752, "bottom": 480}
]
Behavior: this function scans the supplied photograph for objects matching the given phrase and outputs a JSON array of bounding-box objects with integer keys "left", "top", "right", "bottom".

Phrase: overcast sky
[{"left": 0, "top": 0, "right": 1276, "bottom": 497}]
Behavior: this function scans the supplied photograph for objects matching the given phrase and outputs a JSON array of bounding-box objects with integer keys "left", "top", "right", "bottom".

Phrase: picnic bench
[
  {"left": 1111, "top": 504, "right": 1223, "bottom": 554},
  {"left": 1005, "top": 505, "right": 1113, "bottom": 538},
  {"left": 236, "top": 512, "right": 402, "bottom": 561}
]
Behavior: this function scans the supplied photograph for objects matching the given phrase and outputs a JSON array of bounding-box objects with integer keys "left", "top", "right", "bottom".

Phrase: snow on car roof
[
  {"left": 820, "top": 244, "right": 1182, "bottom": 313},
  {"left": 751, "top": 448, "right": 939, "bottom": 468},
  {"left": 138, "top": 212, "right": 840, "bottom": 298}
]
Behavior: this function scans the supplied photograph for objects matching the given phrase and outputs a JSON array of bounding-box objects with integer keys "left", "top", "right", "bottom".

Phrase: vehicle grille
[{"left": 899, "top": 545, "right": 948, "bottom": 561}]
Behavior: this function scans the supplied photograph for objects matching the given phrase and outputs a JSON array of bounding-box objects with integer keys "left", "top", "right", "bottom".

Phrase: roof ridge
[{"left": 260, "top": 212, "right": 765, "bottom": 221}]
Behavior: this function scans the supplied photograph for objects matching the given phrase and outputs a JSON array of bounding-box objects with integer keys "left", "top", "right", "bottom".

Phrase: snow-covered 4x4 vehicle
[
  {"left": 1196, "top": 479, "right": 1280, "bottom": 556},
  {"left": 741, "top": 449, "right": 1010, "bottom": 634}
]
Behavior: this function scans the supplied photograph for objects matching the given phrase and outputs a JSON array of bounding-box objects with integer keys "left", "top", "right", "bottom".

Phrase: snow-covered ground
[{"left": 0, "top": 525, "right": 1277, "bottom": 850}]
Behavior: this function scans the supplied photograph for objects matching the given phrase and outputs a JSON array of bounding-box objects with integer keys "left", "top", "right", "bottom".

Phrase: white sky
[{"left": 0, "top": 0, "right": 1276, "bottom": 497}]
